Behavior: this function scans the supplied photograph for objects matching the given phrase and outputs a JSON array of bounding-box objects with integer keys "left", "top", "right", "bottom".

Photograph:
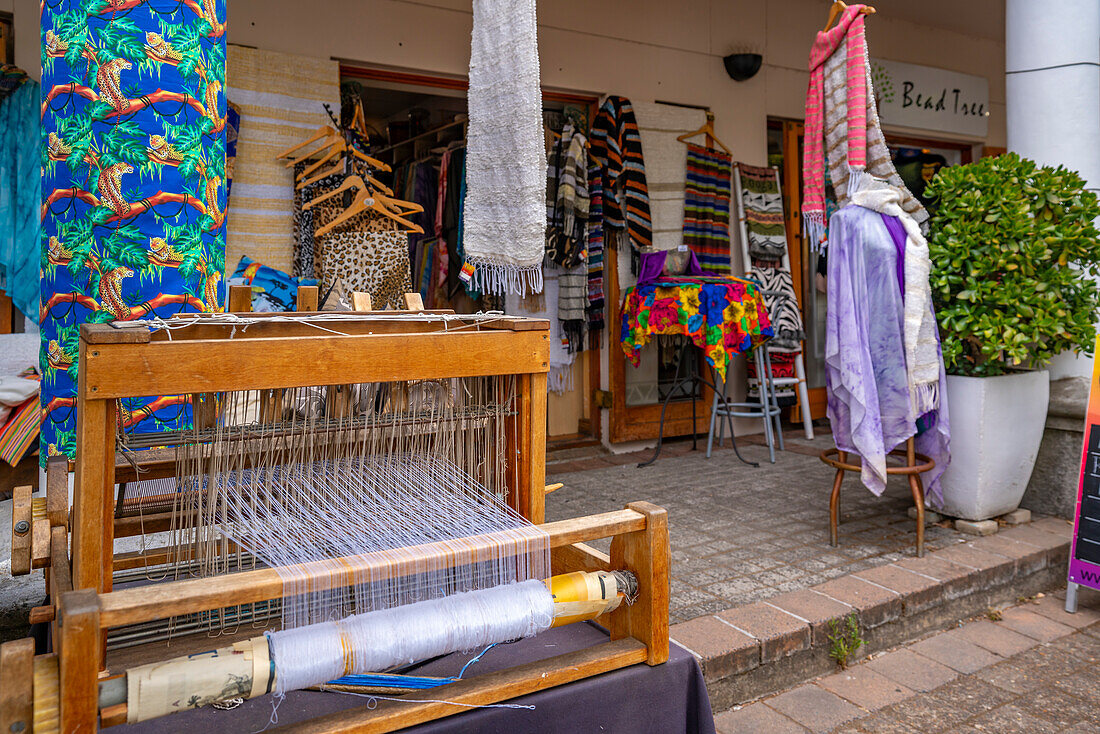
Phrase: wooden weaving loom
[{"left": 2, "top": 303, "right": 670, "bottom": 734}]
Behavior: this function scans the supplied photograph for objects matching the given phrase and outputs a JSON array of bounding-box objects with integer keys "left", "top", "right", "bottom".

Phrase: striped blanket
[
  {"left": 590, "top": 96, "right": 652, "bottom": 250},
  {"left": 0, "top": 392, "right": 39, "bottom": 466},
  {"left": 683, "top": 143, "right": 732, "bottom": 274}
]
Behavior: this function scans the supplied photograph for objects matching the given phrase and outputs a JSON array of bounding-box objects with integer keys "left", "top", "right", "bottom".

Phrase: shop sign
[
  {"left": 1069, "top": 334, "right": 1100, "bottom": 598},
  {"left": 870, "top": 59, "right": 989, "bottom": 138}
]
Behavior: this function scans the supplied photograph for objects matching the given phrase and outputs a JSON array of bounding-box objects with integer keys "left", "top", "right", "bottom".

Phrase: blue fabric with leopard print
[{"left": 40, "top": 0, "right": 226, "bottom": 462}]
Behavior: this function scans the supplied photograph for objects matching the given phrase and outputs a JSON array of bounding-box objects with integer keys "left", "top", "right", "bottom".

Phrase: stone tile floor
[
  {"left": 714, "top": 587, "right": 1100, "bottom": 733},
  {"left": 547, "top": 429, "right": 968, "bottom": 625}
]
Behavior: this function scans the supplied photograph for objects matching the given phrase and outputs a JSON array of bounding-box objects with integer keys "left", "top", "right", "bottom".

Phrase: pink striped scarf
[{"left": 802, "top": 5, "right": 869, "bottom": 248}]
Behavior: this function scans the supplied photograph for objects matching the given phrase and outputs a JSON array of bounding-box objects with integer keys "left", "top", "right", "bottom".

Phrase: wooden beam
[
  {"left": 33, "top": 654, "right": 60, "bottom": 734},
  {"left": 30, "top": 605, "right": 55, "bottom": 625},
  {"left": 10, "top": 485, "right": 31, "bottom": 575},
  {"left": 46, "top": 457, "right": 69, "bottom": 527},
  {"left": 351, "top": 291, "right": 372, "bottom": 312},
  {"left": 296, "top": 285, "right": 319, "bottom": 312},
  {"left": 550, "top": 542, "right": 611, "bottom": 573},
  {"left": 49, "top": 526, "right": 73, "bottom": 654},
  {"left": 113, "top": 510, "right": 175, "bottom": 538},
  {"left": 286, "top": 639, "right": 647, "bottom": 734},
  {"left": 402, "top": 292, "right": 424, "bottom": 310},
  {"left": 71, "top": 391, "right": 115, "bottom": 593},
  {"left": 610, "top": 501, "right": 669, "bottom": 665},
  {"left": 32, "top": 517, "right": 51, "bottom": 569},
  {"left": 80, "top": 330, "right": 550, "bottom": 398},
  {"left": 0, "top": 638, "right": 34, "bottom": 734},
  {"left": 227, "top": 284, "right": 251, "bottom": 313},
  {"left": 58, "top": 589, "right": 100, "bottom": 733},
  {"left": 528, "top": 372, "right": 548, "bottom": 523},
  {"left": 98, "top": 509, "right": 647, "bottom": 627}
]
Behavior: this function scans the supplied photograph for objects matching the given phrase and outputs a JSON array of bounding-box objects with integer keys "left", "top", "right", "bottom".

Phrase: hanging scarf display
[
  {"left": 825, "top": 203, "right": 949, "bottom": 503},
  {"left": 0, "top": 74, "right": 40, "bottom": 321},
  {"left": 40, "top": 1, "right": 226, "bottom": 462},
  {"left": 682, "top": 143, "right": 732, "bottom": 274},
  {"left": 586, "top": 160, "right": 605, "bottom": 337},
  {"left": 462, "top": 0, "right": 546, "bottom": 296},
  {"left": 590, "top": 96, "right": 652, "bottom": 251},
  {"left": 802, "top": 4, "right": 926, "bottom": 247},
  {"left": 849, "top": 182, "right": 939, "bottom": 416}
]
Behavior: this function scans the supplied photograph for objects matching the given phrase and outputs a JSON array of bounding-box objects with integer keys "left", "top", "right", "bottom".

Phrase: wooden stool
[{"left": 820, "top": 437, "right": 935, "bottom": 557}]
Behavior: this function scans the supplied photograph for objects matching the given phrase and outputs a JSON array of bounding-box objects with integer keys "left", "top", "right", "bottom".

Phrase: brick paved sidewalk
[
  {"left": 547, "top": 431, "right": 968, "bottom": 624},
  {"left": 714, "top": 587, "right": 1100, "bottom": 733}
]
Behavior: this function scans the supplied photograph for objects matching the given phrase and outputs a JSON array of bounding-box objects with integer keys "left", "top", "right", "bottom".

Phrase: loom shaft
[{"left": 106, "top": 570, "right": 631, "bottom": 724}]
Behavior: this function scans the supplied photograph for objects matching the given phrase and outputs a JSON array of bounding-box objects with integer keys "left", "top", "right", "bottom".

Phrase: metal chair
[{"left": 706, "top": 340, "right": 784, "bottom": 464}]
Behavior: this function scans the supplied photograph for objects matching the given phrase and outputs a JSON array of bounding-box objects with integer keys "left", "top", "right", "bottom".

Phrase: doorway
[{"left": 338, "top": 65, "right": 601, "bottom": 443}]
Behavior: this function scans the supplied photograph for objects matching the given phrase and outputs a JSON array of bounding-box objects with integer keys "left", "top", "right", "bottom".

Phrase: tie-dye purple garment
[{"left": 825, "top": 204, "right": 950, "bottom": 506}]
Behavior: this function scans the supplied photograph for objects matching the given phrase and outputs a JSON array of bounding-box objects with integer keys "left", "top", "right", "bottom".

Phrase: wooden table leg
[{"left": 906, "top": 438, "right": 925, "bottom": 557}]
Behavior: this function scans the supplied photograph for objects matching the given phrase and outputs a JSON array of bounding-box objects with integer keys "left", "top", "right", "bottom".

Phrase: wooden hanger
[
  {"left": 314, "top": 187, "right": 425, "bottom": 237},
  {"left": 375, "top": 191, "right": 423, "bottom": 217},
  {"left": 295, "top": 158, "right": 395, "bottom": 192},
  {"left": 285, "top": 136, "right": 341, "bottom": 169},
  {"left": 822, "top": 1, "right": 876, "bottom": 32},
  {"left": 309, "top": 176, "right": 424, "bottom": 236},
  {"left": 296, "top": 141, "right": 345, "bottom": 179},
  {"left": 297, "top": 159, "right": 347, "bottom": 189},
  {"left": 303, "top": 175, "right": 367, "bottom": 211},
  {"left": 348, "top": 145, "right": 391, "bottom": 173},
  {"left": 276, "top": 125, "right": 336, "bottom": 160},
  {"left": 676, "top": 112, "right": 731, "bottom": 155}
]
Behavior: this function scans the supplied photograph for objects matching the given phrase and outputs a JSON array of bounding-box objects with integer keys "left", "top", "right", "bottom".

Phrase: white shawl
[
  {"left": 461, "top": 0, "right": 546, "bottom": 296},
  {"left": 849, "top": 181, "right": 939, "bottom": 417}
]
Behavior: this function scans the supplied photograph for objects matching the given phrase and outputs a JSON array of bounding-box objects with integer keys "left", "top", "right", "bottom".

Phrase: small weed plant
[{"left": 828, "top": 614, "right": 865, "bottom": 669}]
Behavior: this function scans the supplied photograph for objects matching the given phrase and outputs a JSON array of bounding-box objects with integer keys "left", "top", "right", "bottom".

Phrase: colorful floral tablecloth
[{"left": 620, "top": 276, "right": 772, "bottom": 382}]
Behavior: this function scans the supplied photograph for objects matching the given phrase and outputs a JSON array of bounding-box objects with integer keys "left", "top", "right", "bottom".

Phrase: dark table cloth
[{"left": 119, "top": 622, "right": 715, "bottom": 733}]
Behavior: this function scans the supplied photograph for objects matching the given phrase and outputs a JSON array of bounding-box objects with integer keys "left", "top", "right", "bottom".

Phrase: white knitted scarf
[
  {"left": 461, "top": 0, "right": 546, "bottom": 296},
  {"left": 849, "top": 182, "right": 939, "bottom": 417}
]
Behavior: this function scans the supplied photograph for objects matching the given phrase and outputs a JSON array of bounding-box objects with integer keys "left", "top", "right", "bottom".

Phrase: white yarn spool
[{"left": 269, "top": 579, "right": 555, "bottom": 695}]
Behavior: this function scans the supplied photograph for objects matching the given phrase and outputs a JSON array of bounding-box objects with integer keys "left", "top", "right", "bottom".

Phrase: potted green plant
[{"left": 925, "top": 152, "right": 1100, "bottom": 520}]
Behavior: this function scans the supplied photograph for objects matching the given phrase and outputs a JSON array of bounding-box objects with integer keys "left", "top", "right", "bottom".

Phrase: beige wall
[
  {"left": 9, "top": 0, "right": 1009, "bottom": 171},
  {"left": 218, "top": 0, "right": 1005, "bottom": 156}
]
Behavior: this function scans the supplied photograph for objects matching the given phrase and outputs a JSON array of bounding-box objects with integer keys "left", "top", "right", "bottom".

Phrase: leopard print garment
[
  {"left": 292, "top": 163, "right": 343, "bottom": 279},
  {"left": 312, "top": 197, "right": 412, "bottom": 310}
]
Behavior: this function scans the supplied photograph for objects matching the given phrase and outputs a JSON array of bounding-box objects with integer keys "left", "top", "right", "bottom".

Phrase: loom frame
[
  {"left": 2, "top": 313, "right": 672, "bottom": 732},
  {"left": 2, "top": 503, "right": 669, "bottom": 733},
  {"left": 70, "top": 315, "right": 551, "bottom": 595}
]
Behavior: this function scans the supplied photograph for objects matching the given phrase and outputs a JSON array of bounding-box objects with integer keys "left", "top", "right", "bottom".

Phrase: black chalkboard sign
[{"left": 1073, "top": 425, "right": 1100, "bottom": 567}]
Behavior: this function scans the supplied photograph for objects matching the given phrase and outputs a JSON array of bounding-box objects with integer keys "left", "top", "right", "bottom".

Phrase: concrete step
[
  {"left": 546, "top": 444, "right": 609, "bottom": 464},
  {"left": 669, "top": 516, "right": 1074, "bottom": 713}
]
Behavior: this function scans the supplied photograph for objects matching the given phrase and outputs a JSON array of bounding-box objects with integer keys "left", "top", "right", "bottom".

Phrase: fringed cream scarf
[{"left": 462, "top": 0, "right": 546, "bottom": 295}]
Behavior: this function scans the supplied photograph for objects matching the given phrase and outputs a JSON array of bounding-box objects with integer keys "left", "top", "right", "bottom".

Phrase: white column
[{"left": 1006, "top": 0, "right": 1100, "bottom": 380}]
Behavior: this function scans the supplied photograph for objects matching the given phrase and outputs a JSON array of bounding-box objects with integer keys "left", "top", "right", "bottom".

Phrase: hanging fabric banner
[
  {"left": 461, "top": 0, "right": 546, "bottom": 296},
  {"left": 40, "top": 0, "right": 227, "bottom": 461}
]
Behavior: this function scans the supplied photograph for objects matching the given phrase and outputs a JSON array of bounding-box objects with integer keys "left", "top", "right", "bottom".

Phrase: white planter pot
[{"left": 938, "top": 371, "right": 1050, "bottom": 521}]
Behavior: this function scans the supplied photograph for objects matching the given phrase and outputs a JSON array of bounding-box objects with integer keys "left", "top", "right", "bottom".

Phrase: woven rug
[{"left": 225, "top": 45, "right": 339, "bottom": 275}]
